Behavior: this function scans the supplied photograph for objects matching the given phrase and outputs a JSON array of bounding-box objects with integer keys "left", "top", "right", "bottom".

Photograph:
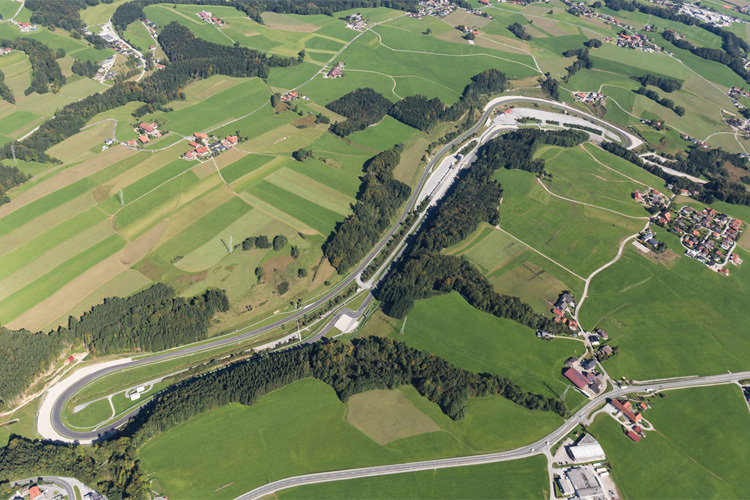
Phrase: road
[
  {"left": 12, "top": 476, "right": 76, "bottom": 500},
  {"left": 39, "top": 94, "right": 641, "bottom": 443},
  {"left": 236, "top": 370, "right": 750, "bottom": 500}
]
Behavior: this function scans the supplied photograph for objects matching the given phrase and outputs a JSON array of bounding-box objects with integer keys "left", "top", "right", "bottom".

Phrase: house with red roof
[
  {"left": 127, "top": 139, "right": 137, "bottom": 146},
  {"left": 138, "top": 135, "right": 150, "bottom": 144},
  {"left": 185, "top": 151, "right": 197, "bottom": 160},
  {"left": 139, "top": 122, "right": 156, "bottom": 133},
  {"left": 552, "top": 308, "right": 563, "bottom": 317},
  {"left": 196, "top": 146, "right": 209, "bottom": 156},
  {"left": 225, "top": 135, "right": 238, "bottom": 145},
  {"left": 28, "top": 486, "right": 43, "bottom": 500},
  {"left": 189, "top": 141, "right": 199, "bottom": 148},
  {"left": 194, "top": 132, "right": 208, "bottom": 141},
  {"left": 611, "top": 398, "right": 642, "bottom": 424},
  {"left": 563, "top": 367, "right": 590, "bottom": 390},
  {"left": 627, "top": 430, "right": 642, "bottom": 442}
]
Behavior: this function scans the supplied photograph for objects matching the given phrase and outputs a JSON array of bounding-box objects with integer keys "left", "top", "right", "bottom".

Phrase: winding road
[
  {"left": 235, "top": 370, "right": 750, "bottom": 500},
  {"left": 38, "top": 95, "right": 642, "bottom": 445}
]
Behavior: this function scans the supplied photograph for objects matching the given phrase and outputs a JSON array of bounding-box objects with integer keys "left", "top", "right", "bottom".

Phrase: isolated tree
[
  {"left": 425, "top": 28, "right": 432, "bottom": 35},
  {"left": 298, "top": 268, "right": 308, "bottom": 278},
  {"left": 291, "top": 245, "right": 300, "bottom": 259},
  {"left": 273, "top": 234, "right": 287, "bottom": 251},
  {"left": 277, "top": 281, "right": 290, "bottom": 295},
  {"left": 254, "top": 266, "right": 264, "bottom": 281}
]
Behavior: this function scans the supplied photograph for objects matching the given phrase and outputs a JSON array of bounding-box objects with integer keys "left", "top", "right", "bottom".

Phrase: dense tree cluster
[
  {"left": 0, "top": 23, "right": 297, "bottom": 165},
  {"left": 0, "top": 284, "right": 229, "bottom": 404},
  {"left": 633, "top": 86, "right": 685, "bottom": 116},
  {"left": 377, "top": 129, "right": 587, "bottom": 329},
  {"left": 541, "top": 76, "right": 559, "bottom": 100},
  {"left": 2, "top": 38, "right": 65, "bottom": 95},
  {"left": 72, "top": 59, "right": 99, "bottom": 78},
  {"left": 323, "top": 145, "right": 410, "bottom": 271},
  {"left": 292, "top": 148, "right": 312, "bottom": 161},
  {"left": 25, "top": 0, "right": 96, "bottom": 31},
  {"left": 0, "top": 70, "right": 14, "bottom": 105},
  {"left": 388, "top": 94, "right": 445, "bottom": 131},
  {"left": 507, "top": 22, "right": 532, "bottom": 40},
  {"left": 0, "top": 435, "right": 148, "bottom": 500},
  {"left": 562, "top": 47, "right": 592, "bottom": 80},
  {"left": 584, "top": 38, "right": 602, "bottom": 48},
  {"left": 326, "top": 88, "right": 394, "bottom": 136},
  {"left": 0, "top": 164, "right": 27, "bottom": 205},
  {"left": 629, "top": 74, "right": 682, "bottom": 92}
]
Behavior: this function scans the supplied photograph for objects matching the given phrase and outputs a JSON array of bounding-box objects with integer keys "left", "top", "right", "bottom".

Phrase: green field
[
  {"left": 580, "top": 225, "right": 750, "bottom": 380},
  {"left": 139, "top": 378, "right": 563, "bottom": 499},
  {"left": 590, "top": 385, "right": 750, "bottom": 499},
  {"left": 392, "top": 293, "right": 584, "bottom": 400},
  {"left": 277, "top": 455, "right": 549, "bottom": 499},
  {"left": 494, "top": 168, "right": 645, "bottom": 277}
]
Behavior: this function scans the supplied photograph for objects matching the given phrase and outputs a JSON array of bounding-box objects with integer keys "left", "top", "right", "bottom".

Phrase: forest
[
  {"left": 0, "top": 164, "right": 27, "bottom": 205},
  {"left": 0, "top": 284, "right": 228, "bottom": 405},
  {"left": 0, "top": 23, "right": 297, "bottom": 165},
  {"left": 0, "top": 71, "right": 13, "bottom": 105},
  {"left": 377, "top": 129, "right": 587, "bottom": 330},
  {"left": 72, "top": 59, "right": 100, "bottom": 78},
  {"left": 326, "top": 88, "right": 394, "bottom": 136},
  {"left": 629, "top": 74, "right": 682, "bottom": 93},
  {"left": 323, "top": 145, "right": 411, "bottom": 271},
  {"left": 388, "top": 94, "right": 446, "bottom": 131},
  {"left": 25, "top": 0, "right": 98, "bottom": 31}
]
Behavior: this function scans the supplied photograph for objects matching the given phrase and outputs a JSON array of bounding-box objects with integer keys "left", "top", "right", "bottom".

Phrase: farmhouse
[
  {"left": 563, "top": 367, "right": 589, "bottom": 390},
  {"left": 326, "top": 62, "right": 345, "bottom": 79},
  {"left": 610, "top": 398, "right": 642, "bottom": 424},
  {"left": 139, "top": 122, "right": 156, "bottom": 133},
  {"left": 194, "top": 132, "right": 208, "bottom": 142},
  {"left": 138, "top": 135, "right": 150, "bottom": 144}
]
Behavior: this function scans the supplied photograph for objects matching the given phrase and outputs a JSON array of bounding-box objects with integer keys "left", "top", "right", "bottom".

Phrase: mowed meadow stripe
[{"left": 0, "top": 234, "right": 125, "bottom": 324}]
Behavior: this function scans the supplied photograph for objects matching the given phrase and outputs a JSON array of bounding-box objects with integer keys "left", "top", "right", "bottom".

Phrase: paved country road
[
  {"left": 235, "top": 370, "right": 750, "bottom": 500},
  {"left": 40, "top": 94, "right": 640, "bottom": 443}
]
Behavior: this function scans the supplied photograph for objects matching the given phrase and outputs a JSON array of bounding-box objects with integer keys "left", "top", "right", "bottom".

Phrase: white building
[{"left": 567, "top": 433, "right": 606, "bottom": 463}]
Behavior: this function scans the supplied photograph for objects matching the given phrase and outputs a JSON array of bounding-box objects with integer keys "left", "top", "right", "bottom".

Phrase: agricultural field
[
  {"left": 493, "top": 167, "right": 645, "bottom": 278},
  {"left": 579, "top": 225, "right": 750, "bottom": 380},
  {"left": 139, "top": 378, "right": 563, "bottom": 499},
  {"left": 277, "top": 455, "right": 549, "bottom": 499},
  {"left": 388, "top": 292, "right": 585, "bottom": 401},
  {"left": 590, "top": 385, "right": 750, "bottom": 499}
]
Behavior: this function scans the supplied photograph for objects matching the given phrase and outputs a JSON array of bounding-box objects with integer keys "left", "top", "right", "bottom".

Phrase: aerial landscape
[{"left": 0, "top": 0, "right": 749, "bottom": 498}]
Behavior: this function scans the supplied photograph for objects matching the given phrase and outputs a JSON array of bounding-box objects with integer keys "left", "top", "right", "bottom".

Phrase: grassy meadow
[
  {"left": 590, "top": 385, "right": 750, "bottom": 499},
  {"left": 139, "top": 378, "right": 563, "bottom": 499}
]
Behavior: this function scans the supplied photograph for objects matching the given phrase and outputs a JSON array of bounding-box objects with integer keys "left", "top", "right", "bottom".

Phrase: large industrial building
[{"left": 567, "top": 433, "right": 607, "bottom": 462}]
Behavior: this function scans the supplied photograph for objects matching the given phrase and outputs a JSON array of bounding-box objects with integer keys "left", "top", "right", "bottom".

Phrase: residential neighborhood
[
  {"left": 670, "top": 206, "right": 745, "bottom": 274},
  {"left": 573, "top": 91, "right": 605, "bottom": 105},
  {"left": 198, "top": 10, "right": 225, "bottom": 26},
  {"left": 406, "top": 0, "right": 457, "bottom": 20},
  {"left": 183, "top": 132, "right": 239, "bottom": 160}
]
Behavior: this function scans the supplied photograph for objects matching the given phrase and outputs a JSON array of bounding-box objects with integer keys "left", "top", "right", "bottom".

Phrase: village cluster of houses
[
  {"left": 198, "top": 10, "right": 225, "bottom": 26},
  {"left": 551, "top": 292, "right": 580, "bottom": 331},
  {"left": 406, "top": 0, "right": 457, "bottom": 20},
  {"left": 345, "top": 13, "right": 370, "bottom": 31},
  {"left": 562, "top": 0, "right": 634, "bottom": 30},
  {"left": 674, "top": 206, "right": 744, "bottom": 274},
  {"left": 94, "top": 55, "right": 117, "bottom": 83},
  {"left": 281, "top": 90, "right": 305, "bottom": 103},
  {"left": 615, "top": 32, "right": 663, "bottom": 52},
  {"left": 183, "top": 132, "right": 239, "bottom": 160},
  {"left": 325, "top": 62, "right": 345, "bottom": 79},
  {"left": 97, "top": 31, "right": 137, "bottom": 59},
  {"left": 573, "top": 91, "right": 605, "bottom": 104}
]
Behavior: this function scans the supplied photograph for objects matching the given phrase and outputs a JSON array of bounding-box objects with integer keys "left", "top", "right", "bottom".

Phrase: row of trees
[
  {"left": 323, "top": 145, "right": 410, "bottom": 271},
  {"left": 507, "top": 22, "right": 532, "bottom": 41},
  {"left": 377, "top": 129, "right": 587, "bottom": 330},
  {"left": 326, "top": 88, "right": 394, "bottom": 136},
  {"left": 633, "top": 86, "right": 686, "bottom": 116},
  {"left": 0, "top": 23, "right": 298, "bottom": 165},
  {"left": 0, "top": 284, "right": 229, "bottom": 404},
  {"left": 562, "top": 47, "right": 592, "bottom": 80},
  {"left": 0, "top": 164, "right": 27, "bottom": 205},
  {"left": 242, "top": 234, "right": 286, "bottom": 251},
  {"left": 630, "top": 73, "right": 682, "bottom": 92},
  {"left": 0, "top": 70, "right": 14, "bottom": 104}
]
